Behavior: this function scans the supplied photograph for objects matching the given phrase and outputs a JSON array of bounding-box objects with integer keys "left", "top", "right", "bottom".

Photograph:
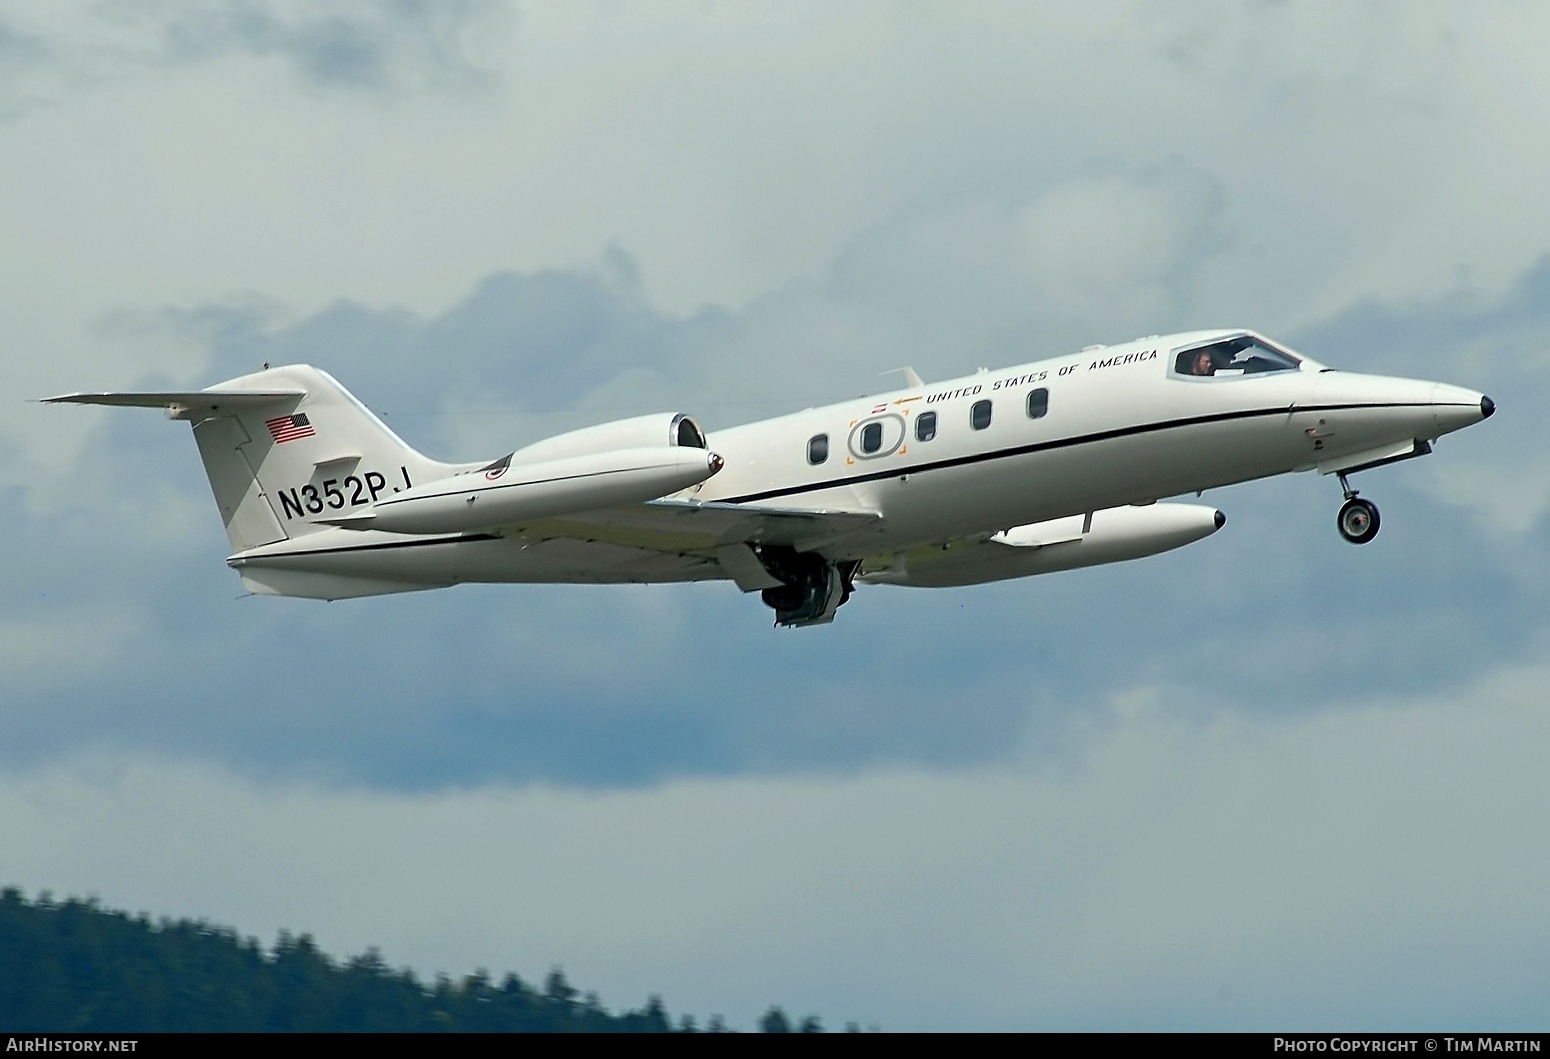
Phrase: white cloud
[
  {"left": 9, "top": 0, "right": 1550, "bottom": 432},
  {"left": 3, "top": 240, "right": 1538, "bottom": 787},
  {"left": 4, "top": 3, "right": 1550, "bottom": 1028},
  {"left": 1013, "top": 175, "right": 1211, "bottom": 324},
  {"left": 1421, "top": 458, "right": 1550, "bottom": 538},
  {"left": 0, "top": 606, "right": 145, "bottom": 695},
  {"left": 4, "top": 658, "right": 1549, "bottom": 1029}
]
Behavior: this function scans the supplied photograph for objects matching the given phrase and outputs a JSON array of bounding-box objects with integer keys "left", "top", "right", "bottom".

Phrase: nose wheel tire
[{"left": 1337, "top": 497, "right": 1380, "bottom": 544}]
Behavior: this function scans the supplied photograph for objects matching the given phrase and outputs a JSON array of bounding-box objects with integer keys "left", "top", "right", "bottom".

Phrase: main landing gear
[
  {"left": 1335, "top": 473, "right": 1380, "bottom": 545},
  {"left": 755, "top": 546, "right": 859, "bottom": 627}
]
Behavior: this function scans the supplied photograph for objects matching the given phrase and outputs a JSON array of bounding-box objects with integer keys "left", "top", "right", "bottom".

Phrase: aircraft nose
[{"left": 1429, "top": 383, "right": 1495, "bottom": 434}]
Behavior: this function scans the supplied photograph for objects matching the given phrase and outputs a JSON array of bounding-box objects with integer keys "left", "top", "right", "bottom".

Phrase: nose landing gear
[{"left": 1335, "top": 473, "right": 1380, "bottom": 544}]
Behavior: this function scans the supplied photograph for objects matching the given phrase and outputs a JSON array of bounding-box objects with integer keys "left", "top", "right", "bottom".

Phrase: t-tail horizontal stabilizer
[
  {"left": 43, "top": 389, "right": 306, "bottom": 416},
  {"left": 44, "top": 365, "right": 464, "bottom": 558}
]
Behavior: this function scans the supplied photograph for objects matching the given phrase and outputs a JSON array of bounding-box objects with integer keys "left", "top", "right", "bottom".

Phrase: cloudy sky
[{"left": 3, "top": 0, "right": 1548, "bottom": 1030}]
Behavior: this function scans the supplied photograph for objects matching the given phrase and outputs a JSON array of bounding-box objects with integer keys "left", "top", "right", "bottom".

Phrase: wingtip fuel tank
[{"left": 860, "top": 503, "right": 1224, "bottom": 588}]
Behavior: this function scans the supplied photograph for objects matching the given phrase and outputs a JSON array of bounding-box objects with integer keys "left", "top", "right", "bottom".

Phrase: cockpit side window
[{"left": 1175, "top": 336, "right": 1301, "bottom": 378}]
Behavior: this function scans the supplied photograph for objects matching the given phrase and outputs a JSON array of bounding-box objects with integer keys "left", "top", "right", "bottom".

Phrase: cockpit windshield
[{"left": 1174, "top": 335, "right": 1302, "bottom": 378}]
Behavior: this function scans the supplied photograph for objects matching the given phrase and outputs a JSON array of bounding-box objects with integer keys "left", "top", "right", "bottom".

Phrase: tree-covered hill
[{"left": 0, "top": 887, "right": 825, "bottom": 1032}]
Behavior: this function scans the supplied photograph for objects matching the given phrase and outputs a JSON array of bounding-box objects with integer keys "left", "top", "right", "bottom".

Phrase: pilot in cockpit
[
  {"left": 1176, "top": 335, "right": 1302, "bottom": 378},
  {"left": 1186, "top": 348, "right": 1220, "bottom": 376}
]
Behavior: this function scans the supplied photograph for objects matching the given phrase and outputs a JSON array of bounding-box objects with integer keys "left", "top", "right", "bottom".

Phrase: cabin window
[
  {"left": 971, "top": 399, "right": 992, "bottom": 430},
  {"left": 807, "top": 434, "right": 829, "bottom": 465},
  {"left": 1026, "top": 388, "right": 1049, "bottom": 419},
  {"left": 1174, "top": 335, "right": 1302, "bottom": 378},
  {"left": 860, "top": 421, "right": 883, "bottom": 454},
  {"left": 916, "top": 411, "right": 937, "bottom": 442},
  {"left": 846, "top": 415, "right": 906, "bottom": 460}
]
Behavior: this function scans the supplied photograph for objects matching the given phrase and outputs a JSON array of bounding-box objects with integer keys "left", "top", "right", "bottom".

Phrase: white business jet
[{"left": 47, "top": 330, "right": 1493, "bottom": 627}]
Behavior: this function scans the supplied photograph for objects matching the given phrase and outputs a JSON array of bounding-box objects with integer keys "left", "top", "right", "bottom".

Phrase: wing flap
[{"left": 510, "top": 498, "right": 884, "bottom": 556}]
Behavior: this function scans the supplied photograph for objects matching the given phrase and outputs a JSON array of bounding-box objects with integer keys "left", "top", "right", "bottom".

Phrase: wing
[
  {"left": 506, "top": 498, "right": 885, "bottom": 590},
  {"left": 229, "top": 498, "right": 885, "bottom": 595}
]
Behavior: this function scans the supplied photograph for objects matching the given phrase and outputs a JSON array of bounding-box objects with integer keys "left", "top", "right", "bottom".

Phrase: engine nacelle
[
  {"left": 508, "top": 412, "right": 707, "bottom": 466},
  {"left": 326, "top": 446, "right": 723, "bottom": 534},
  {"left": 859, "top": 503, "right": 1225, "bottom": 588}
]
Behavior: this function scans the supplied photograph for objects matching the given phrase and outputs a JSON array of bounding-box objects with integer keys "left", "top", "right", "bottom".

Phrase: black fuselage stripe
[{"left": 715, "top": 401, "right": 1451, "bottom": 505}]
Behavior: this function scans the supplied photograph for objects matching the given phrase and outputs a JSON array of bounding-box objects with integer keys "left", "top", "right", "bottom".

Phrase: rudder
[{"left": 188, "top": 364, "right": 468, "bottom": 550}]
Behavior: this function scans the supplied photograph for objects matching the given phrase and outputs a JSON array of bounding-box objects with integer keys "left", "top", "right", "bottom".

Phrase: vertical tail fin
[{"left": 46, "top": 364, "right": 468, "bottom": 552}]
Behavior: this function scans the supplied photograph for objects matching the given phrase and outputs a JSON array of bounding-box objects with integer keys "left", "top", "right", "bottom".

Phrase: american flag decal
[{"left": 266, "top": 412, "right": 316, "bottom": 444}]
